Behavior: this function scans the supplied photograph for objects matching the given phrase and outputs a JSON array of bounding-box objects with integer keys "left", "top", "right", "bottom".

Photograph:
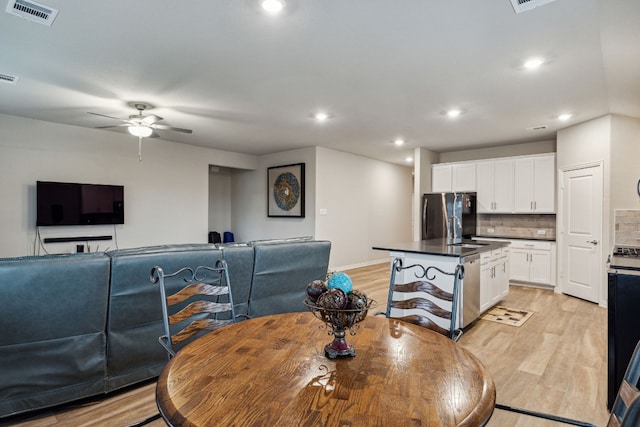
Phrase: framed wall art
[{"left": 267, "top": 163, "right": 305, "bottom": 218}]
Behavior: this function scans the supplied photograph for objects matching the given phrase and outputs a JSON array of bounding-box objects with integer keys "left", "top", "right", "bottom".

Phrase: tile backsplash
[
  {"left": 477, "top": 214, "right": 556, "bottom": 240},
  {"left": 615, "top": 210, "right": 640, "bottom": 246}
]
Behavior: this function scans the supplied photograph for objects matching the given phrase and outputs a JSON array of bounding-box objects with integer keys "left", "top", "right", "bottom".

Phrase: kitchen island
[{"left": 373, "top": 239, "right": 510, "bottom": 329}]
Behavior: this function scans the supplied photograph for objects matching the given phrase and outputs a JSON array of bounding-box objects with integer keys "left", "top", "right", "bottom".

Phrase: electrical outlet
[
  {"left": 487, "top": 228, "right": 495, "bottom": 233},
  {"left": 319, "top": 208, "right": 328, "bottom": 215},
  {"left": 537, "top": 229, "right": 547, "bottom": 235}
]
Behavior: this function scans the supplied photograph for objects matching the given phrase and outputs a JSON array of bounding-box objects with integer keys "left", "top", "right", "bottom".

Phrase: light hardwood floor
[{"left": 1, "top": 262, "right": 609, "bottom": 426}]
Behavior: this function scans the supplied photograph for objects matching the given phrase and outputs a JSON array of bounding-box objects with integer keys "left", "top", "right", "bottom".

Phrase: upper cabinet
[
  {"left": 432, "top": 164, "right": 453, "bottom": 192},
  {"left": 452, "top": 163, "right": 476, "bottom": 191},
  {"left": 431, "top": 153, "right": 556, "bottom": 214},
  {"left": 513, "top": 154, "right": 556, "bottom": 213},
  {"left": 431, "top": 163, "right": 476, "bottom": 192},
  {"left": 476, "top": 159, "right": 514, "bottom": 213}
]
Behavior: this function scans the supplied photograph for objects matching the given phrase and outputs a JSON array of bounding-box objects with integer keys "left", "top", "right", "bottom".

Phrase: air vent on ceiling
[
  {"left": 510, "top": 0, "right": 558, "bottom": 14},
  {"left": 6, "top": 0, "right": 58, "bottom": 26},
  {"left": 0, "top": 73, "right": 18, "bottom": 84},
  {"left": 526, "top": 125, "right": 548, "bottom": 131}
]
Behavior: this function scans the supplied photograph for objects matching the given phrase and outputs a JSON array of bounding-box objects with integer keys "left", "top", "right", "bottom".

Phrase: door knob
[{"left": 587, "top": 240, "right": 598, "bottom": 245}]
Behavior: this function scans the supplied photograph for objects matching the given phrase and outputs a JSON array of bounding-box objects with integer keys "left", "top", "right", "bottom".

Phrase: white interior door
[{"left": 561, "top": 165, "right": 602, "bottom": 303}]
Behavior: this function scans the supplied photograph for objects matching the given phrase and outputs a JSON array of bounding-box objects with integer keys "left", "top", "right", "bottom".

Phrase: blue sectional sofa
[{"left": 0, "top": 239, "right": 331, "bottom": 418}]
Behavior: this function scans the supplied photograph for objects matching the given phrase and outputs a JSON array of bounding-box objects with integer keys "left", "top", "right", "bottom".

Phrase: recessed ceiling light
[
  {"left": 405, "top": 157, "right": 414, "bottom": 163},
  {"left": 447, "top": 109, "right": 461, "bottom": 118},
  {"left": 311, "top": 111, "right": 332, "bottom": 122},
  {"left": 393, "top": 138, "right": 405, "bottom": 146},
  {"left": 558, "top": 113, "right": 573, "bottom": 121},
  {"left": 524, "top": 57, "right": 544, "bottom": 70},
  {"left": 261, "top": 0, "right": 285, "bottom": 14}
]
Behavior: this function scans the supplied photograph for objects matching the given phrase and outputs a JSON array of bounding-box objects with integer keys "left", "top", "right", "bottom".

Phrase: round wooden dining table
[{"left": 156, "top": 312, "right": 495, "bottom": 426}]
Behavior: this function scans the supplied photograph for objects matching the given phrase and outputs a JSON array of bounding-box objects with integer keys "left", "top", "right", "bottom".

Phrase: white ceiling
[{"left": 1, "top": 0, "right": 639, "bottom": 165}]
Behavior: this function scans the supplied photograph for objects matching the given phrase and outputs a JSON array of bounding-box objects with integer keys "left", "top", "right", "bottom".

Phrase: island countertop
[{"left": 372, "top": 238, "right": 509, "bottom": 258}]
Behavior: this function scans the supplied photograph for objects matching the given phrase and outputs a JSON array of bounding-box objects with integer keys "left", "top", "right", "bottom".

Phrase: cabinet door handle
[
  {"left": 587, "top": 240, "right": 598, "bottom": 245},
  {"left": 530, "top": 201, "right": 533, "bottom": 210},
  {"left": 534, "top": 201, "right": 537, "bottom": 210}
]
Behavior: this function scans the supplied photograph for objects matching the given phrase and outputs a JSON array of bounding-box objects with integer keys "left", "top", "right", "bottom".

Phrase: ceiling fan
[{"left": 88, "top": 103, "right": 192, "bottom": 161}]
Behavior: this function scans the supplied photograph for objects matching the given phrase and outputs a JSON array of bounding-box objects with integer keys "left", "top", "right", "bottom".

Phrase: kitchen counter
[
  {"left": 474, "top": 234, "right": 556, "bottom": 242},
  {"left": 373, "top": 238, "right": 511, "bottom": 329},
  {"left": 372, "top": 238, "right": 509, "bottom": 258}
]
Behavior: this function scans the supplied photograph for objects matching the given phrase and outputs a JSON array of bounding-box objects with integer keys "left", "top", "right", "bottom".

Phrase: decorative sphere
[
  {"left": 316, "top": 288, "right": 347, "bottom": 310},
  {"left": 327, "top": 272, "right": 353, "bottom": 295},
  {"left": 347, "top": 289, "right": 368, "bottom": 310},
  {"left": 306, "top": 280, "right": 327, "bottom": 302}
]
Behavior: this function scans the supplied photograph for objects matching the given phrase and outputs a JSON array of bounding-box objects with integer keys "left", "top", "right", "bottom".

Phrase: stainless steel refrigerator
[{"left": 421, "top": 192, "right": 477, "bottom": 241}]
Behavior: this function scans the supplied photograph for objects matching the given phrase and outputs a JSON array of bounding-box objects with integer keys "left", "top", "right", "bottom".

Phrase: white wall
[
  {"left": 556, "top": 115, "right": 612, "bottom": 305},
  {"left": 0, "top": 114, "right": 257, "bottom": 257},
  {"left": 230, "top": 147, "right": 317, "bottom": 243},
  {"left": 439, "top": 140, "right": 556, "bottom": 163},
  {"left": 610, "top": 115, "right": 640, "bottom": 215},
  {"left": 414, "top": 147, "right": 439, "bottom": 240},
  {"left": 315, "top": 147, "right": 413, "bottom": 270}
]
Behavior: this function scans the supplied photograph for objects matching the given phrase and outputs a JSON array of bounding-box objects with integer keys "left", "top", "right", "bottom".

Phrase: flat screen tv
[{"left": 36, "top": 181, "right": 124, "bottom": 226}]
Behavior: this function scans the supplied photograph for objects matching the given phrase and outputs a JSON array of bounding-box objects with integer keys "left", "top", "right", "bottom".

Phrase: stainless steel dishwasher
[{"left": 460, "top": 253, "right": 481, "bottom": 328}]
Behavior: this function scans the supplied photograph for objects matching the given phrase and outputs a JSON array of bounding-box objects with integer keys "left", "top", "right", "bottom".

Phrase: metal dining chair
[
  {"left": 383, "top": 258, "right": 464, "bottom": 341},
  {"left": 150, "top": 260, "right": 236, "bottom": 358},
  {"left": 608, "top": 339, "right": 640, "bottom": 426}
]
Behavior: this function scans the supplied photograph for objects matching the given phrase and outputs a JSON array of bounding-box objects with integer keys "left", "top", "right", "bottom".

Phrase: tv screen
[{"left": 36, "top": 181, "right": 124, "bottom": 226}]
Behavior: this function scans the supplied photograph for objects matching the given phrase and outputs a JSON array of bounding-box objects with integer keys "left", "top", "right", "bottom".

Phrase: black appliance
[
  {"left": 421, "top": 192, "right": 477, "bottom": 241},
  {"left": 607, "top": 245, "right": 640, "bottom": 409},
  {"left": 36, "top": 181, "right": 124, "bottom": 226}
]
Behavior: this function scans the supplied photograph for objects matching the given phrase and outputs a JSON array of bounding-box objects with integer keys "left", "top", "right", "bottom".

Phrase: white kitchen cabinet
[
  {"left": 509, "top": 240, "right": 554, "bottom": 285},
  {"left": 432, "top": 164, "right": 452, "bottom": 192},
  {"left": 480, "top": 247, "right": 510, "bottom": 313},
  {"left": 476, "top": 159, "right": 514, "bottom": 213},
  {"left": 452, "top": 163, "right": 476, "bottom": 191},
  {"left": 513, "top": 154, "right": 556, "bottom": 213},
  {"left": 494, "top": 247, "right": 510, "bottom": 303},
  {"left": 431, "top": 162, "right": 476, "bottom": 192}
]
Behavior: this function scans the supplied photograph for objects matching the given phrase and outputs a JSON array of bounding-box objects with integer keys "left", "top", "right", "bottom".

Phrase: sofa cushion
[
  {"left": 249, "top": 240, "right": 331, "bottom": 318},
  {"left": 105, "top": 244, "right": 223, "bottom": 391},
  {"left": 0, "top": 253, "right": 110, "bottom": 418}
]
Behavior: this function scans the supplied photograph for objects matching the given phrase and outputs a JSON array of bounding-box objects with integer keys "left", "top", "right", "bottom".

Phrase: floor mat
[{"left": 480, "top": 305, "right": 533, "bottom": 327}]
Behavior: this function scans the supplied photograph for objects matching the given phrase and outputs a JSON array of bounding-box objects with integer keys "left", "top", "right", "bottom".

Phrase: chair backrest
[
  {"left": 618, "top": 394, "right": 640, "bottom": 427},
  {"left": 609, "top": 340, "right": 640, "bottom": 427},
  {"left": 386, "top": 258, "right": 464, "bottom": 341},
  {"left": 150, "top": 260, "right": 236, "bottom": 358}
]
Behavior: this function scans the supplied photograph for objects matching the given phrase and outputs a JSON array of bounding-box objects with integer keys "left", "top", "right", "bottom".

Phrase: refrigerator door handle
[{"left": 422, "top": 195, "right": 428, "bottom": 240}]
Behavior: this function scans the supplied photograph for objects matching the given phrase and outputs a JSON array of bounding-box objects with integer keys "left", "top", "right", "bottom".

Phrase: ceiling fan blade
[
  {"left": 142, "top": 114, "right": 162, "bottom": 125},
  {"left": 151, "top": 123, "right": 193, "bottom": 134},
  {"left": 87, "top": 112, "right": 127, "bottom": 122},
  {"left": 96, "top": 124, "right": 129, "bottom": 129}
]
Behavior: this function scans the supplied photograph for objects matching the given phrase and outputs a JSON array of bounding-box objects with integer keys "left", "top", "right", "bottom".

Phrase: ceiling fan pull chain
[{"left": 138, "top": 136, "right": 143, "bottom": 162}]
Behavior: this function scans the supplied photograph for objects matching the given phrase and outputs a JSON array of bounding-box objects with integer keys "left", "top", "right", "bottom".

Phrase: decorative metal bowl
[{"left": 304, "top": 298, "right": 376, "bottom": 359}]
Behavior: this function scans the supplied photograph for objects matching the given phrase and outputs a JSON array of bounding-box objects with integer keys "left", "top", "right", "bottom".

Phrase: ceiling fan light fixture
[{"left": 128, "top": 125, "right": 152, "bottom": 138}]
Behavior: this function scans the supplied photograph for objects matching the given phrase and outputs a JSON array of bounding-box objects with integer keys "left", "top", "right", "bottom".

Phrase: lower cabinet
[
  {"left": 480, "top": 247, "right": 510, "bottom": 313},
  {"left": 510, "top": 240, "right": 554, "bottom": 285}
]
